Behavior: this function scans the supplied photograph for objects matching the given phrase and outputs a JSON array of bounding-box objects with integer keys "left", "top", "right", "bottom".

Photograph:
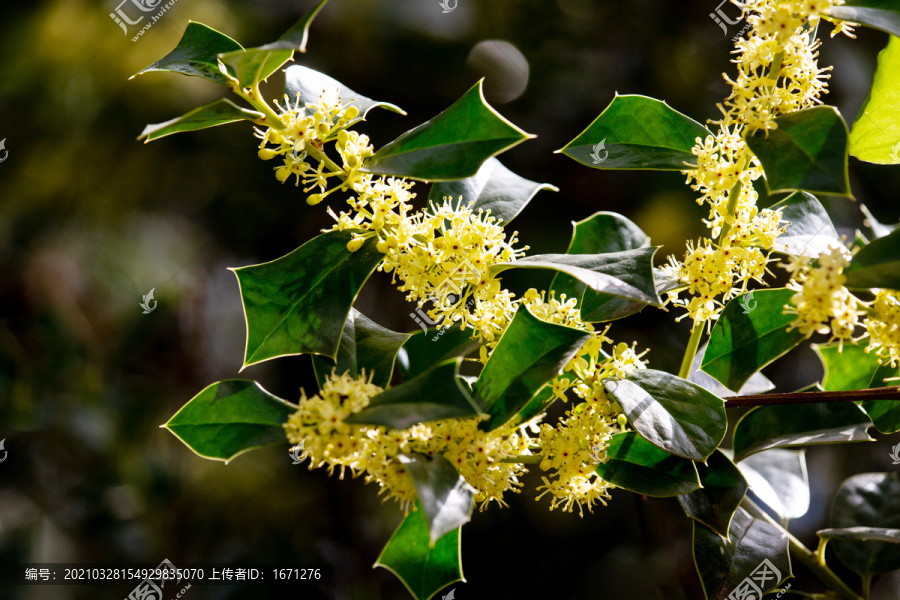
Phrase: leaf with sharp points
[
  {"left": 826, "top": 0, "right": 900, "bottom": 39},
  {"left": 346, "top": 360, "right": 481, "bottom": 430},
  {"left": 558, "top": 94, "right": 710, "bottom": 170},
  {"left": 678, "top": 450, "right": 748, "bottom": 537},
  {"left": 738, "top": 449, "right": 810, "bottom": 521},
  {"left": 362, "top": 81, "right": 533, "bottom": 181},
  {"left": 732, "top": 402, "right": 874, "bottom": 462},
  {"left": 131, "top": 22, "right": 243, "bottom": 84},
  {"left": 427, "top": 158, "right": 556, "bottom": 226},
  {"left": 492, "top": 249, "right": 662, "bottom": 310},
  {"left": 693, "top": 508, "right": 791, "bottom": 600},
  {"left": 689, "top": 342, "right": 775, "bottom": 398},
  {"left": 475, "top": 306, "right": 591, "bottom": 430},
  {"left": 829, "top": 472, "right": 900, "bottom": 576},
  {"left": 594, "top": 432, "right": 700, "bottom": 497},
  {"left": 376, "top": 503, "right": 463, "bottom": 600},
  {"left": 701, "top": 289, "right": 807, "bottom": 392},
  {"left": 312, "top": 309, "right": 410, "bottom": 389},
  {"left": 396, "top": 327, "right": 480, "bottom": 381},
  {"left": 603, "top": 370, "right": 726, "bottom": 461},
  {"left": 283, "top": 65, "right": 405, "bottom": 121},
  {"left": 746, "top": 106, "right": 852, "bottom": 197},
  {"left": 398, "top": 454, "right": 475, "bottom": 546},
  {"left": 138, "top": 99, "right": 263, "bottom": 142},
  {"left": 844, "top": 227, "right": 900, "bottom": 291},
  {"left": 258, "top": 0, "right": 331, "bottom": 52},
  {"left": 231, "top": 230, "right": 383, "bottom": 367},
  {"left": 770, "top": 191, "right": 841, "bottom": 258},
  {"left": 164, "top": 380, "right": 296, "bottom": 463},
  {"left": 848, "top": 35, "right": 900, "bottom": 165}
]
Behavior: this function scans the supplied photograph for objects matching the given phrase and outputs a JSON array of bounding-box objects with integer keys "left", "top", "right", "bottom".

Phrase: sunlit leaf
[
  {"left": 398, "top": 454, "right": 475, "bottom": 546},
  {"left": 770, "top": 191, "right": 841, "bottom": 258},
  {"left": 594, "top": 432, "right": 700, "bottom": 497},
  {"left": 138, "top": 99, "right": 263, "bottom": 142},
  {"left": 132, "top": 22, "right": 243, "bottom": 84},
  {"left": 738, "top": 449, "right": 810, "bottom": 521}
]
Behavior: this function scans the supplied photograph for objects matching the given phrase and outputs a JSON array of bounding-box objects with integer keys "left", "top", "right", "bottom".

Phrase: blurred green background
[{"left": 2, "top": 1, "right": 900, "bottom": 598}]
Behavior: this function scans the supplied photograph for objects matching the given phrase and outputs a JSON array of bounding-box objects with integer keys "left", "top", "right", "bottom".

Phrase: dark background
[{"left": 1, "top": 1, "right": 900, "bottom": 598}]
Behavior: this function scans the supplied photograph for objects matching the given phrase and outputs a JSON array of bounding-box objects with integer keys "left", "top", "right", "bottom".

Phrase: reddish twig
[{"left": 723, "top": 386, "right": 900, "bottom": 407}]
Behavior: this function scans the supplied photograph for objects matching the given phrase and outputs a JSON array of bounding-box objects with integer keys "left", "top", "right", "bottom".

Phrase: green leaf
[
  {"left": 689, "top": 343, "right": 775, "bottom": 397},
  {"left": 693, "top": 507, "right": 791, "bottom": 600},
  {"left": 732, "top": 402, "right": 874, "bottom": 462},
  {"left": 138, "top": 99, "right": 263, "bottom": 142},
  {"left": 475, "top": 306, "right": 591, "bottom": 430},
  {"left": 594, "top": 432, "right": 701, "bottom": 497},
  {"left": 558, "top": 94, "right": 710, "bottom": 170},
  {"left": 677, "top": 450, "right": 748, "bottom": 537},
  {"left": 427, "top": 157, "right": 556, "bottom": 226},
  {"left": 745, "top": 106, "right": 852, "bottom": 197},
  {"left": 738, "top": 449, "right": 810, "bottom": 521},
  {"left": 861, "top": 204, "right": 899, "bottom": 240},
  {"left": 376, "top": 502, "right": 464, "bottom": 600},
  {"left": 362, "top": 80, "right": 533, "bottom": 181},
  {"left": 603, "top": 369, "right": 726, "bottom": 461},
  {"left": 829, "top": 473, "right": 900, "bottom": 576},
  {"left": 701, "top": 289, "right": 807, "bottom": 392},
  {"left": 492, "top": 249, "right": 662, "bottom": 309},
  {"left": 312, "top": 309, "right": 410, "bottom": 389},
  {"left": 819, "top": 527, "right": 900, "bottom": 544},
  {"left": 848, "top": 35, "right": 900, "bottom": 165},
  {"left": 346, "top": 359, "right": 481, "bottom": 429},
  {"left": 770, "top": 191, "right": 841, "bottom": 258},
  {"left": 231, "top": 230, "right": 383, "bottom": 367},
  {"left": 218, "top": 0, "right": 332, "bottom": 88},
  {"left": 283, "top": 65, "right": 405, "bottom": 122},
  {"left": 164, "top": 380, "right": 296, "bottom": 463},
  {"left": 816, "top": 341, "right": 900, "bottom": 434},
  {"left": 131, "top": 22, "right": 243, "bottom": 84},
  {"left": 826, "top": 0, "right": 900, "bottom": 39},
  {"left": 844, "top": 228, "right": 900, "bottom": 290},
  {"left": 396, "top": 327, "right": 480, "bottom": 381},
  {"left": 398, "top": 454, "right": 475, "bottom": 546}
]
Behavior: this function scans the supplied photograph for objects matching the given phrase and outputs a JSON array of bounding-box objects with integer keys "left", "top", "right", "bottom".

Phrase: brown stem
[{"left": 724, "top": 386, "right": 900, "bottom": 407}]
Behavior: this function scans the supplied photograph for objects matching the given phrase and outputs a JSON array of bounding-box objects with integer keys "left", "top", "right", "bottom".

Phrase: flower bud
[
  {"left": 337, "top": 130, "right": 350, "bottom": 147},
  {"left": 258, "top": 147, "right": 278, "bottom": 160},
  {"left": 346, "top": 237, "right": 365, "bottom": 253},
  {"left": 306, "top": 193, "right": 323, "bottom": 206},
  {"left": 342, "top": 105, "right": 360, "bottom": 122},
  {"left": 275, "top": 167, "right": 291, "bottom": 183}
]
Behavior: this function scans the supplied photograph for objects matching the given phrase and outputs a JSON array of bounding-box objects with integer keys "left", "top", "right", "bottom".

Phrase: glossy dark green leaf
[
  {"left": 603, "top": 369, "right": 726, "bottom": 461},
  {"left": 677, "top": 450, "right": 748, "bottom": 537},
  {"left": 164, "top": 380, "right": 296, "bottom": 463},
  {"left": 844, "top": 228, "right": 900, "bottom": 290},
  {"left": 769, "top": 191, "right": 841, "bottom": 258},
  {"left": 558, "top": 94, "right": 710, "bottom": 170},
  {"left": 492, "top": 249, "right": 662, "bottom": 309},
  {"left": 594, "top": 432, "right": 700, "bottom": 497},
  {"left": 396, "top": 327, "right": 480, "bottom": 381},
  {"left": 861, "top": 204, "right": 899, "bottom": 240},
  {"left": 311, "top": 309, "right": 410, "bottom": 389},
  {"left": 693, "top": 507, "right": 790, "bottom": 600},
  {"left": 218, "top": 0, "right": 332, "bottom": 88},
  {"left": 362, "top": 81, "right": 533, "bottom": 181},
  {"left": 231, "top": 230, "right": 383, "bottom": 367},
  {"left": 746, "top": 106, "right": 852, "bottom": 196},
  {"left": 701, "top": 288, "right": 807, "bottom": 392},
  {"left": 848, "top": 35, "right": 900, "bottom": 165},
  {"left": 689, "top": 343, "right": 775, "bottom": 397},
  {"left": 738, "top": 449, "right": 810, "bottom": 521},
  {"left": 347, "top": 359, "right": 481, "bottom": 429},
  {"left": 475, "top": 306, "right": 591, "bottom": 430},
  {"left": 131, "top": 22, "right": 243, "bottom": 84},
  {"left": 138, "top": 99, "right": 263, "bottom": 142},
  {"left": 283, "top": 65, "right": 405, "bottom": 122},
  {"left": 829, "top": 472, "right": 900, "bottom": 576},
  {"left": 427, "top": 157, "right": 556, "bottom": 226},
  {"left": 826, "top": 0, "right": 900, "bottom": 39},
  {"left": 732, "top": 402, "right": 874, "bottom": 462},
  {"left": 376, "top": 502, "right": 463, "bottom": 600},
  {"left": 820, "top": 527, "right": 900, "bottom": 544},
  {"left": 514, "top": 386, "right": 557, "bottom": 426},
  {"left": 398, "top": 454, "right": 475, "bottom": 546}
]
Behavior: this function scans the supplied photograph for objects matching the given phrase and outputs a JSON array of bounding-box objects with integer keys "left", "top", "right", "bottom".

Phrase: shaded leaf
[
  {"left": 829, "top": 472, "right": 900, "bottom": 576},
  {"left": 231, "top": 230, "right": 383, "bottom": 367},
  {"left": 826, "top": 0, "right": 900, "bottom": 39},
  {"left": 844, "top": 227, "right": 900, "bottom": 291},
  {"left": 558, "top": 94, "right": 710, "bottom": 170},
  {"left": 594, "top": 432, "right": 700, "bottom": 497},
  {"left": 819, "top": 527, "right": 900, "bottom": 544},
  {"left": 770, "top": 191, "right": 841, "bottom": 258},
  {"left": 738, "top": 449, "right": 810, "bottom": 521},
  {"left": 398, "top": 454, "right": 475, "bottom": 546},
  {"left": 677, "top": 450, "right": 748, "bottom": 537},
  {"left": 283, "top": 65, "right": 405, "bottom": 121},
  {"left": 688, "top": 342, "right": 775, "bottom": 397},
  {"left": 138, "top": 99, "right": 263, "bottom": 142},
  {"left": 132, "top": 22, "right": 243, "bottom": 84},
  {"left": 847, "top": 35, "right": 900, "bottom": 165},
  {"left": 861, "top": 204, "right": 899, "bottom": 240},
  {"left": 396, "top": 327, "right": 480, "bottom": 381},
  {"left": 164, "top": 380, "right": 296, "bottom": 463},
  {"left": 363, "top": 81, "right": 533, "bottom": 181}
]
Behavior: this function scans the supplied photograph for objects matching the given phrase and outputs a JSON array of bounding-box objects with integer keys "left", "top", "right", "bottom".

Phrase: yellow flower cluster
[{"left": 865, "top": 290, "right": 900, "bottom": 367}]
